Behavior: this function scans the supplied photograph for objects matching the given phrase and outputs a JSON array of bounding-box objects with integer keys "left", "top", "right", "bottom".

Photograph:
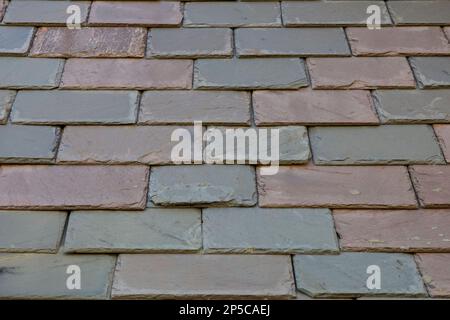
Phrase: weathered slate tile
[
  {"left": 0, "top": 125, "right": 59, "bottom": 163},
  {"left": 0, "top": 26, "right": 34, "bottom": 55},
  {"left": 194, "top": 58, "right": 308, "bottom": 90},
  {"left": 61, "top": 58, "right": 192, "bottom": 89},
  {"left": 258, "top": 165, "right": 417, "bottom": 208},
  {"left": 434, "top": 125, "right": 450, "bottom": 162},
  {"left": 293, "top": 253, "right": 427, "bottom": 298},
  {"left": 410, "top": 165, "right": 450, "bottom": 208},
  {"left": 4, "top": 0, "right": 89, "bottom": 25},
  {"left": 148, "top": 28, "right": 232, "bottom": 58},
  {"left": 0, "top": 0, "right": 6, "bottom": 22},
  {"left": 89, "top": 1, "right": 181, "bottom": 26},
  {"left": 334, "top": 209, "right": 450, "bottom": 252},
  {"left": 282, "top": 1, "right": 391, "bottom": 26},
  {"left": 0, "top": 253, "right": 115, "bottom": 299},
  {"left": 236, "top": 28, "right": 350, "bottom": 57},
  {"left": 410, "top": 57, "right": 450, "bottom": 88},
  {"left": 112, "top": 254, "right": 295, "bottom": 299},
  {"left": 184, "top": 2, "right": 281, "bottom": 27},
  {"left": 373, "top": 90, "right": 450, "bottom": 124},
  {"left": 0, "top": 90, "right": 14, "bottom": 124},
  {"left": 253, "top": 89, "right": 379, "bottom": 125},
  {"left": 0, "top": 57, "right": 64, "bottom": 89},
  {"left": 203, "top": 208, "right": 338, "bottom": 254},
  {"left": 0, "top": 211, "right": 66, "bottom": 253},
  {"left": 30, "top": 27, "right": 146, "bottom": 58},
  {"left": 11, "top": 90, "right": 138, "bottom": 125},
  {"left": 149, "top": 165, "right": 256, "bottom": 207},
  {"left": 416, "top": 253, "right": 450, "bottom": 297},
  {"left": 310, "top": 125, "right": 444, "bottom": 165},
  {"left": 308, "top": 57, "right": 415, "bottom": 89},
  {"left": 65, "top": 209, "right": 201, "bottom": 253},
  {"left": 139, "top": 90, "right": 251, "bottom": 125},
  {"left": 0, "top": 165, "right": 148, "bottom": 210},
  {"left": 388, "top": 0, "right": 450, "bottom": 25}
]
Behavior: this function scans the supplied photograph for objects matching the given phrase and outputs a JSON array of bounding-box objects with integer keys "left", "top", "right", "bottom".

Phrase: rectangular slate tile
[
  {"left": 310, "top": 125, "right": 444, "bottom": 165},
  {"left": 0, "top": 0, "right": 6, "bottom": 22},
  {"left": 373, "top": 90, "right": 450, "bottom": 124},
  {"left": 203, "top": 208, "right": 338, "bottom": 254},
  {"left": 0, "top": 26, "right": 34, "bottom": 56},
  {"left": 4, "top": 0, "right": 90, "bottom": 25},
  {"left": 89, "top": 1, "right": 182, "bottom": 26},
  {"left": 148, "top": 28, "right": 232, "bottom": 58},
  {"left": 112, "top": 254, "right": 295, "bottom": 299},
  {"left": 0, "top": 90, "right": 15, "bottom": 124},
  {"left": 293, "top": 253, "right": 426, "bottom": 298},
  {"left": 61, "top": 58, "right": 192, "bottom": 89},
  {"left": 253, "top": 89, "right": 379, "bottom": 125},
  {"left": 410, "top": 57, "right": 450, "bottom": 88},
  {"left": 0, "top": 253, "right": 115, "bottom": 299},
  {"left": 0, "top": 165, "right": 149, "bottom": 210},
  {"left": 58, "top": 126, "right": 194, "bottom": 164},
  {"left": 194, "top": 58, "right": 308, "bottom": 90},
  {"left": 388, "top": 0, "right": 450, "bottom": 25},
  {"left": 30, "top": 27, "right": 146, "bottom": 58},
  {"left": 65, "top": 209, "right": 201, "bottom": 253},
  {"left": 236, "top": 28, "right": 350, "bottom": 57},
  {"left": 0, "top": 125, "right": 59, "bottom": 163},
  {"left": 149, "top": 165, "right": 256, "bottom": 207},
  {"left": 434, "top": 125, "right": 450, "bottom": 162},
  {"left": 308, "top": 57, "right": 415, "bottom": 89},
  {"left": 184, "top": 2, "right": 281, "bottom": 27},
  {"left": 0, "top": 211, "right": 66, "bottom": 253},
  {"left": 334, "top": 209, "right": 450, "bottom": 252},
  {"left": 282, "top": 1, "right": 391, "bottom": 26},
  {"left": 139, "top": 90, "right": 251, "bottom": 125},
  {"left": 11, "top": 90, "right": 138, "bottom": 125},
  {"left": 410, "top": 165, "right": 450, "bottom": 208},
  {"left": 416, "top": 253, "right": 450, "bottom": 297},
  {"left": 0, "top": 57, "right": 64, "bottom": 89},
  {"left": 258, "top": 165, "right": 417, "bottom": 208}
]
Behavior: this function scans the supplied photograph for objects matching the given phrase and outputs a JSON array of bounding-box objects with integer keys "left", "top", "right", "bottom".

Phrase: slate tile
[
  {"left": 410, "top": 57, "right": 450, "bottom": 88},
  {"left": 0, "top": 90, "right": 14, "bottom": 124},
  {"left": 410, "top": 165, "right": 450, "bottom": 208},
  {"left": 434, "top": 125, "right": 450, "bottom": 162},
  {"left": 388, "top": 0, "right": 450, "bottom": 25},
  {"left": 0, "top": 26, "right": 34, "bottom": 55},
  {"left": 0, "top": 0, "right": 6, "bottom": 22},
  {"left": 416, "top": 253, "right": 450, "bottom": 297}
]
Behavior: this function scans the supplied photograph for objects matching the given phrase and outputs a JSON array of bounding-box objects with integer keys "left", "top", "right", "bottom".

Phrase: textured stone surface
[
  {"left": 0, "top": 90, "right": 14, "bottom": 124},
  {"left": 0, "top": 26, "right": 34, "bottom": 55},
  {"left": 0, "top": 57, "right": 64, "bottom": 89},
  {"left": 309, "top": 125, "right": 444, "bottom": 165},
  {"left": 0, "top": 253, "right": 115, "bottom": 299},
  {"left": 410, "top": 57, "right": 450, "bottom": 88},
  {"left": 149, "top": 165, "right": 256, "bottom": 207},
  {"left": 0, "top": 165, "right": 148, "bottom": 210},
  {"left": 148, "top": 28, "right": 232, "bottom": 58},
  {"left": 0, "top": 0, "right": 6, "bottom": 22},
  {"left": 0, "top": 125, "right": 59, "bottom": 163},
  {"left": 203, "top": 208, "right": 338, "bottom": 254},
  {"left": 112, "top": 254, "right": 295, "bottom": 299},
  {"left": 258, "top": 165, "right": 417, "bottom": 208},
  {"left": 184, "top": 2, "right": 281, "bottom": 27},
  {"left": 11, "top": 90, "right": 139, "bottom": 125},
  {"left": 293, "top": 253, "right": 427, "bottom": 298},
  {"left": 373, "top": 90, "right": 450, "bottom": 124},
  {"left": 139, "top": 90, "right": 250, "bottom": 125},
  {"left": 388, "top": 1, "right": 450, "bottom": 25},
  {"left": 89, "top": 1, "right": 182, "bottom": 26},
  {"left": 308, "top": 57, "right": 415, "bottom": 89},
  {"left": 334, "top": 209, "right": 450, "bottom": 252},
  {"left": 410, "top": 165, "right": 450, "bottom": 208},
  {"left": 31, "top": 27, "right": 146, "bottom": 57},
  {"left": 194, "top": 58, "right": 307, "bottom": 90},
  {"left": 434, "top": 125, "right": 450, "bottom": 162},
  {"left": 65, "top": 209, "right": 201, "bottom": 253},
  {"left": 253, "top": 89, "right": 378, "bottom": 125},
  {"left": 61, "top": 58, "right": 192, "bottom": 89},
  {"left": 416, "top": 253, "right": 450, "bottom": 297},
  {"left": 0, "top": 211, "right": 66, "bottom": 253},
  {"left": 235, "top": 28, "right": 350, "bottom": 57}
]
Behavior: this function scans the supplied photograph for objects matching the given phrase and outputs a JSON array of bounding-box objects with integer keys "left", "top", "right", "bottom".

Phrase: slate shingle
[
  {"left": 388, "top": 0, "right": 450, "bottom": 25},
  {"left": 0, "top": 90, "right": 14, "bottom": 124},
  {"left": 410, "top": 57, "right": 450, "bottom": 88},
  {"left": 0, "top": 26, "right": 34, "bottom": 55}
]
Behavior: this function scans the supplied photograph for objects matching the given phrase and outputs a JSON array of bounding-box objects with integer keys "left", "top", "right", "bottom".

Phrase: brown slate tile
[
  {"left": 334, "top": 209, "right": 450, "bottom": 252},
  {"left": 410, "top": 165, "right": 450, "bottom": 208},
  {"left": 434, "top": 125, "right": 450, "bottom": 162},
  {"left": 257, "top": 165, "right": 417, "bottom": 208},
  {"left": 416, "top": 253, "right": 450, "bottom": 297}
]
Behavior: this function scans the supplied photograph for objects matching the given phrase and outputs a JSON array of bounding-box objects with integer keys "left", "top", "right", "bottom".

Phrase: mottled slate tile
[
  {"left": 293, "top": 253, "right": 427, "bottom": 298},
  {"left": 434, "top": 125, "right": 450, "bottom": 162},
  {"left": 0, "top": 26, "right": 34, "bottom": 55},
  {"left": 0, "top": 211, "right": 66, "bottom": 253},
  {"left": 416, "top": 253, "right": 450, "bottom": 297},
  {"left": 112, "top": 254, "right": 295, "bottom": 299},
  {"left": 0, "top": 253, "right": 115, "bottom": 299},
  {"left": 388, "top": 0, "right": 450, "bottom": 25},
  {"left": 410, "top": 57, "right": 450, "bottom": 88},
  {"left": 410, "top": 165, "right": 450, "bottom": 208},
  {"left": 0, "top": 90, "right": 14, "bottom": 124}
]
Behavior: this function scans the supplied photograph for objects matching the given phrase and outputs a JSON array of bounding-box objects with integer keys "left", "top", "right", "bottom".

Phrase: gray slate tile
[
  {"left": 0, "top": 26, "right": 34, "bottom": 55},
  {"left": 203, "top": 208, "right": 339, "bottom": 254},
  {"left": 293, "top": 253, "right": 427, "bottom": 298},
  {"left": 388, "top": 0, "right": 450, "bottom": 25},
  {"left": 0, "top": 90, "right": 14, "bottom": 124},
  {"left": 410, "top": 57, "right": 450, "bottom": 88}
]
